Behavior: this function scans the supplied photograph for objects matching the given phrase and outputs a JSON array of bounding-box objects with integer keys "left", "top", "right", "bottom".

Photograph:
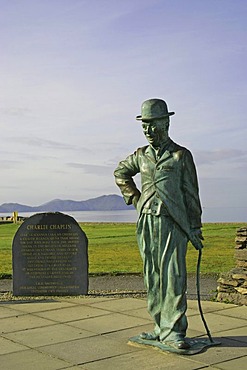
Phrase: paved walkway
[{"left": 0, "top": 295, "right": 246, "bottom": 370}]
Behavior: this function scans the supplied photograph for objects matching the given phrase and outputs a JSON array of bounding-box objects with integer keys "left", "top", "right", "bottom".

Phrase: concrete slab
[
  {"left": 104, "top": 323, "right": 155, "bottom": 342},
  {"left": 3, "top": 323, "right": 95, "bottom": 347},
  {"left": 0, "top": 336, "right": 28, "bottom": 355},
  {"left": 34, "top": 305, "right": 112, "bottom": 322},
  {"left": 39, "top": 335, "right": 140, "bottom": 365},
  {"left": 67, "top": 311, "right": 151, "bottom": 334},
  {"left": 88, "top": 297, "right": 147, "bottom": 312},
  {"left": 214, "top": 305, "right": 247, "bottom": 320},
  {"left": 0, "top": 305, "right": 26, "bottom": 319},
  {"left": 120, "top": 306, "right": 152, "bottom": 320},
  {"left": 1, "top": 300, "right": 77, "bottom": 313},
  {"left": 0, "top": 314, "right": 56, "bottom": 334},
  {"left": 215, "top": 326, "right": 247, "bottom": 344},
  {"left": 186, "top": 336, "right": 247, "bottom": 366},
  {"left": 60, "top": 296, "right": 121, "bottom": 305},
  {"left": 211, "top": 355, "right": 247, "bottom": 370},
  {"left": 0, "top": 349, "right": 71, "bottom": 370},
  {"left": 187, "top": 300, "right": 238, "bottom": 313},
  {"left": 76, "top": 349, "right": 208, "bottom": 370},
  {"left": 63, "top": 367, "right": 87, "bottom": 370},
  {"left": 188, "top": 312, "right": 247, "bottom": 334}
]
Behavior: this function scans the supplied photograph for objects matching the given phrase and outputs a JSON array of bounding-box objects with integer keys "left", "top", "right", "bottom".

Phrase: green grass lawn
[{"left": 0, "top": 222, "right": 246, "bottom": 278}]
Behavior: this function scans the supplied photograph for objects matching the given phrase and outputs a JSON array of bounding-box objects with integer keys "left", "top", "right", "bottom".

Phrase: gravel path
[{"left": 0, "top": 274, "right": 218, "bottom": 301}]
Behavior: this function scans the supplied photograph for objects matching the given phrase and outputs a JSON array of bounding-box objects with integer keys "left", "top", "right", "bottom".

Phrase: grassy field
[{"left": 0, "top": 222, "right": 246, "bottom": 278}]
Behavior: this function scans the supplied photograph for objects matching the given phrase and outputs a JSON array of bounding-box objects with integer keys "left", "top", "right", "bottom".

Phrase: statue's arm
[
  {"left": 114, "top": 151, "right": 141, "bottom": 207},
  {"left": 182, "top": 150, "right": 204, "bottom": 249}
]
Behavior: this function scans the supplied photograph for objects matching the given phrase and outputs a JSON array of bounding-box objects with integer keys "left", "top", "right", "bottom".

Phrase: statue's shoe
[
  {"left": 176, "top": 340, "right": 191, "bottom": 350},
  {"left": 161, "top": 339, "right": 191, "bottom": 350},
  {"left": 139, "top": 332, "right": 159, "bottom": 340}
]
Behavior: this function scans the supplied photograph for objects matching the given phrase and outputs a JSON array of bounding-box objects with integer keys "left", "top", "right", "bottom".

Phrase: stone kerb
[
  {"left": 216, "top": 227, "right": 247, "bottom": 305},
  {"left": 12, "top": 212, "right": 88, "bottom": 296}
]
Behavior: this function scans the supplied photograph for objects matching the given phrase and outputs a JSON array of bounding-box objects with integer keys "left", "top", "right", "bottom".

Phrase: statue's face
[{"left": 142, "top": 119, "right": 169, "bottom": 147}]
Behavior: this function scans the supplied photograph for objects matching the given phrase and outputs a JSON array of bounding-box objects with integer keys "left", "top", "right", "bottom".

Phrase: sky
[{"left": 0, "top": 0, "right": 247, "bottom": 220}]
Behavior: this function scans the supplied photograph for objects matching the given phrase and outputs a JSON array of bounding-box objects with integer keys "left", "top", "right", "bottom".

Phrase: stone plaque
[{"left": 12, "top": 212, "right": 88, "bottom": 296}]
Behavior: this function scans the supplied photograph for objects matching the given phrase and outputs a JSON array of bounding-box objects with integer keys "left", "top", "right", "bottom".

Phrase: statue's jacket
[{"left": 114, "top": 139, "right": 202, "bottom": 239}]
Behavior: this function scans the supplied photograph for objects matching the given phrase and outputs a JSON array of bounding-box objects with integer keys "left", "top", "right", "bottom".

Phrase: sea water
[{"left": 2, "top": 208, "right": 247, "bottom": 223}]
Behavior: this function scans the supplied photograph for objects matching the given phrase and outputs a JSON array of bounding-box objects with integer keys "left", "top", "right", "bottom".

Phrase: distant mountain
[
  {"left": 0, "top": 203, "right": 36, "bottom": 213},
  {"left": 0, "top": 195, "right": 134, "bottom": 213}
]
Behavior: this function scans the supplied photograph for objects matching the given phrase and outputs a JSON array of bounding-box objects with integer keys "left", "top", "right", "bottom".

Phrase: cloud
[
  {"left": 0, "top": 107, "right": 32, "bottom": 117},
  {"left": 9, "top": 137, "right": 75, "bottom": 150},
  {"left": 66, "top": 162, "right": 113, "bottom": 175},
  {"left": 0, "top": 184, "right": 20, "bottom": 190},
  {"left": 0, "top": 159, "right": 22, "bottom": 169},
  {"left": 194, "top": 149, "right": 247, "bottom": 165},
  {"left": 199, "top": 177, "right": 247, "bottom": 208}
]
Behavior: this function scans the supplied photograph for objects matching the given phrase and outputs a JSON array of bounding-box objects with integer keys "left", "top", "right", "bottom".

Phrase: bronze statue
[{"left": 114, "top": 98, "right": 203, "bottom": 351}]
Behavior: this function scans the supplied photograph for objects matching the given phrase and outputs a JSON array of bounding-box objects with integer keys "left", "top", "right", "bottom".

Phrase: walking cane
[{"left": 196, "top": 248, "right": 214, "bottom": 343}]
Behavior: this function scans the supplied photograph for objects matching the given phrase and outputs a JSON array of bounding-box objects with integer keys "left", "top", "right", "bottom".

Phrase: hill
[{"left": 0, "top": 195, "right": 133, "bottom": 213}]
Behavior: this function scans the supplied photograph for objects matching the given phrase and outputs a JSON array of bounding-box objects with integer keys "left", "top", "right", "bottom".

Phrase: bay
[
  {"left": 6, "top": 207, "right": 247, "bottom": 223},
  {"left": 15, "top": 210, "right": 138, "bottom": 223}
]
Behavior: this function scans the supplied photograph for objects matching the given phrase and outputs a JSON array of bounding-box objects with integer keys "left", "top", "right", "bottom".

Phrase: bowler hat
[{"left": 136, "top": 98, "right": 175, "bottom": 121}]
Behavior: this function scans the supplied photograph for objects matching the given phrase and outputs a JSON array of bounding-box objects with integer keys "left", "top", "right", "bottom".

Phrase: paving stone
[
  {"left": 39, "top": 335, "right": 140, "bottom": 365},
  {"left": 211, "top": 355, "right": 247, "bottom": 370},
  {"left": 1, "top": 300, "right": 77, "bottom": 313},
  {"left": 0, "top": 314, "right": 55, "bottom": 334},
  {"left": 0, "top": 349, "right": 71, "bottom": 370},
  {"left": 34, "top": 305, "right": 111, "bottom": 322},
  {"left": 0, "top": 337, "right": 28, "bottom": 355},
  {"left": 187, "top": 300, "right": 237, "bottom": 313},
  {"left": 114, "top": 306, "right": 151, "bottom": 320},
  {"left": 60, "top": 296, "right": 119, "bottom": 305},
  {"left": 76, "top": 349, "right": 208, "bottom": 370},
  {"left": 188, "top": 312, "right": 247, "bottom": 334},
  {"left": 88, "top": 297, "right": 147, "bottom": 312},
  {"left": 216, "top": 326, "right": 247, "bottom": 344},
  {"left": 187, "top": 337, "right": 247, "bottom": 366},
  {"left": 0, "top": 306, "right": 26, "bottom": 319},
  {"left": 103, "top": 323, "right": 155, "bottom": 342},
  {"left": 4, "top": 323, "right": 95, "bottom": 347},
  {"left": 214, "top": 305, "right": 247, "bottom": 320},
  {"left": 67, "top": 311, "right": 150, "bottom": 334}
]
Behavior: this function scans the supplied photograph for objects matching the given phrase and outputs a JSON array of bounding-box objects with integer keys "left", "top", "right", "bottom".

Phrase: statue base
[{"left": 128, "top": 336, "right": 221, "bottom": 355}]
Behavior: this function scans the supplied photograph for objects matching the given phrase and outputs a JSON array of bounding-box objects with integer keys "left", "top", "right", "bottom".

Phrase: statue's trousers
[{"left": 136, "top": 213, "right": 188, "bottom": 342}]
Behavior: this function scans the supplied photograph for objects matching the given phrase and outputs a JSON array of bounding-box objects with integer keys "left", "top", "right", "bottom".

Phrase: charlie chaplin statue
[{"left": 114, "top": 98, "right": 203, "bottom": 350}]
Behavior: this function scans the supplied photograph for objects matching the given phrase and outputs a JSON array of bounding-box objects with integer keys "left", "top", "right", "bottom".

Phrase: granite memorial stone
[{"left": 12, "top": 212, "right": 88, "bottom": 296}]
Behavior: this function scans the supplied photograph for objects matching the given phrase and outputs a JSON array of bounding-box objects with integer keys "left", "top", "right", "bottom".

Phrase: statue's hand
[
  {"left": 132, "top": 194, "right": 140, "bottom": 209},
  {"left": 190, "top": 228, "right": 204, "bottom": 250}
]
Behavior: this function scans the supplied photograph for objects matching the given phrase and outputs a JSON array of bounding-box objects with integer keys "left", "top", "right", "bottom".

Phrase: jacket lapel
[
  {"left": 157, "top": 140, "right": 177, "bottom": 164},
  {"left": 158, "top": 150, "right": 172, "bottom": 162},
  {"left": 145, "top": 146, "right": 157, "bottom": 164},
  {"left": 145, "top": 140, "right": 177, "bottom": 164}
]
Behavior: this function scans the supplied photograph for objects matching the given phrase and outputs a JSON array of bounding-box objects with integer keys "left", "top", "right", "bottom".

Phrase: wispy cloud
[
  {"left": 0, "top": 107, "right": 32, "bottom": 117},
  {"left": 0, "top": 159, "right": 22, "bottom": 169},
  {"left": 67, "top": 162, "right": 113, "bottom": 175},
  {"left": 8, "top": 137, "right": 77, "bottom": 151},
  {"left": 194, "top": 149, "right": 247, "bottom": 165}
]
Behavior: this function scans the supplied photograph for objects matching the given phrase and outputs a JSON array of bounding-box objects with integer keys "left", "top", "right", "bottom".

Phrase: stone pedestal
[{"left": 216, "top": 227, "right": 247, "bottom": 305}]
